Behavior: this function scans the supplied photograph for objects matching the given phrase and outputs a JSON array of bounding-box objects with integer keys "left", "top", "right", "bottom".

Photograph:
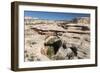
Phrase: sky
[{"left": 24, "top": 11, "right": 90, "bottom": 21}]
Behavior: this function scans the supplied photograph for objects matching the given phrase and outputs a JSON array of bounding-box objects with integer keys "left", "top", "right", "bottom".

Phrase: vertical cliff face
[{"left": 24, "top": 17, "right": 90, "bottom": 61}]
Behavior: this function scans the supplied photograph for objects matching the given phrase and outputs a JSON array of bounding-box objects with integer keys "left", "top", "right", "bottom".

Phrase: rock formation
[{"left": 24, "top": 17, "right": 90, "bottom": 61}]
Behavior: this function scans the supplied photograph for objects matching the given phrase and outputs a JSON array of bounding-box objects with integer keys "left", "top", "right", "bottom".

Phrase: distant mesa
[
  {"left": 24, "top": 16, "right": 39, "bottom": 20},
  {"left": 24, "top": 16, "right": 90, "bottom": 25},
  {"left": 24, "top": 16, "right": 33, "bottom": 19},
  {"left": 72, "top": 17, "right": 90, "bottom": 24}
]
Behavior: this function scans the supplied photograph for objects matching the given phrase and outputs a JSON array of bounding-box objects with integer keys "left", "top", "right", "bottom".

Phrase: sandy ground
[{"left": 24, "top": 22, "right": 90, "bottom": 61}]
